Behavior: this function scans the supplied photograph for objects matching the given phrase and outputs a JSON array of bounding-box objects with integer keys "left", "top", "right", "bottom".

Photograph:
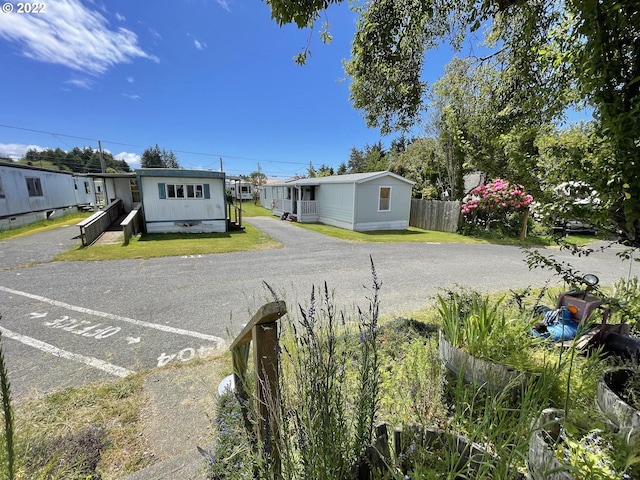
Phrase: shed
[
  {"left": 261, "top": 171, "right": 415, "bottom": 231},
  {"left": 137, "top": 169, "right": 227, "bottom": 233}
]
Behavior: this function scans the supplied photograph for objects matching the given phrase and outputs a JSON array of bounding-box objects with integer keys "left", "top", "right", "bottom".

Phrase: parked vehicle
[{"left": 552, "top": 219, "right": 598, "bottom": 235}]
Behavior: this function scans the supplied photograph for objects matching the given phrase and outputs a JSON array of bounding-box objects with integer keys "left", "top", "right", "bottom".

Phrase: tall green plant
[
  {"left": 284, "top": 283, "right": 350, "bottom": 479},
  {"left": 353, "top": 257, "right": 382, "bottom": 459},
  {"left": 612, "top": 276, "right": 640, "bottom": 334},
  {"left": 274, "top": 264, "right": 384, "bottom": 479},
  {"left": 0, "top": 327, "right": 15, "bottom": 480}
]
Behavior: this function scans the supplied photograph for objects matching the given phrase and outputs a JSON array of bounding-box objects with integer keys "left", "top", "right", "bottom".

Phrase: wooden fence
[{"left": 409, "top": 199, "right": 461, "bottom": 233}]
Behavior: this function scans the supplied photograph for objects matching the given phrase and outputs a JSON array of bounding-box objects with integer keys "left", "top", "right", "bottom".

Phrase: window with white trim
[
  {"left": 26, "top": 177, "right": 43, "bottom": 197},
  {"left": 378, "top": 186, "right": 391, "bottom": 211},
  {"left": 0, "top": 176, "right": 5, "bottom": 198},
  {"left": 166, "top": 183, "right": 204, "bottom": 199}
]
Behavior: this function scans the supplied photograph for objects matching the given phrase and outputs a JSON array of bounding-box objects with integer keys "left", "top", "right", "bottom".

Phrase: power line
[{"left": 0, "top": 123, "right": 309, "bottom": 166}]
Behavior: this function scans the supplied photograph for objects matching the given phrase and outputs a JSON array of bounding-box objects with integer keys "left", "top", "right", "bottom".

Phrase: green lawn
[
  {"left": 239, "top": 202, "right": 273, "bottom": 217},
  {"left": 0, "top": 212, "right": 92, "bottom": 241},
  {"left": 53, "top": 224, "right": 282, "bottom": 261},
  {"left": 292, "top": 222, "right": 556, "bottom": 245}
]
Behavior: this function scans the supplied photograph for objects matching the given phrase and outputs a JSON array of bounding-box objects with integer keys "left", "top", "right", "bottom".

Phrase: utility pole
[
  {"left": 98, "top": 140, "right": 106, "bottom": 173},
  {"left": 98, "top": 140, "right": 109, "bottom": 205}
]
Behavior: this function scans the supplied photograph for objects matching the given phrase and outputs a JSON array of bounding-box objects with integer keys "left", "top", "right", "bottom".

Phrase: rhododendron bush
[{"left": 461, "top": 179, "right": 533, "bottom": 235}]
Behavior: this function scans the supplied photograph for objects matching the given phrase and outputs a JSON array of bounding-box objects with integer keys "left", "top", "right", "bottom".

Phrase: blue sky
[{"left": 0, "top": 0, "right": 470, "bottom": 179}]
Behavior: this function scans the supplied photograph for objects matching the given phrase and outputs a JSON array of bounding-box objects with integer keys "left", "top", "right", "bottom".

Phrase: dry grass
[
  {"left": 11, "top": 353, "right": 233, "bottom": 479},
  {"left": 14, "top": 374, "right": 150, "bottom": 479}
]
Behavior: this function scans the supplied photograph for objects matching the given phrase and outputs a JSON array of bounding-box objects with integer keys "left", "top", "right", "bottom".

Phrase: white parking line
[
  {"left": 0, "top": 326, "right": 134, "bottom": 378},
  {"left": 0, "top": 285, "right": 225, "bottom": 347}
]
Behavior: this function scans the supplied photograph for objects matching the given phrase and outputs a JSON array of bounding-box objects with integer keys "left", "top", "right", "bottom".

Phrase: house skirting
[
  {"left": 317, "top": 216, "right": 355, "bottom": 231},
  {"left": 145, "top": 219, "right": 226, "bottom": 233},
  {"left": 353, "top": 219, "right": 409, "bottom": 232},
  {"left": 0, "top": 205, "right": 79, "bottom": 231}
]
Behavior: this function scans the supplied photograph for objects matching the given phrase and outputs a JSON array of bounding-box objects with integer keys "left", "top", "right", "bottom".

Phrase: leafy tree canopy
[
  {"left": 264, "top": 0, "right": 640, "bottom": 246},
  {"left": 141, "top": 144, "right": 181, "bottom": 169},
  {"left": 308, "top": 163, "right": 335, "bottom": 177}
]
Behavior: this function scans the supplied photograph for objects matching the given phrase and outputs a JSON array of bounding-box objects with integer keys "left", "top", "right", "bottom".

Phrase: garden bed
[
  {"left": 597, "top": 368, "right": 640, "bottom": 444},
  {"left": 439, "top": 331, "right": 534, "bottom": 393}
]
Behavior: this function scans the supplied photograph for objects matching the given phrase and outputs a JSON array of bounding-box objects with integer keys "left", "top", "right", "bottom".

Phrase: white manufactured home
[
  {"left": 73, "top": 175, "right": 97, "bottom": 209},
  {"left": 0, "top": 162, "right": 94, "bottom": 230},
  {"left": 226, "top": 179, "right": 254, "bottom": 201},
  {"left": 88, "top": 172, "right": 138, "bottom": 211},
  {"left": 261, "top": 171, "right": 415, "bottom": 231},
  {"left": 138, "top": 169, "right": 227, "bottom": 233}
]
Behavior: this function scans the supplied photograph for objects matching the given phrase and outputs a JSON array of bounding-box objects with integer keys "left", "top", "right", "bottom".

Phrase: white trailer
[{"left": 0, "top": 162, "right": 88, "bottom": 230}]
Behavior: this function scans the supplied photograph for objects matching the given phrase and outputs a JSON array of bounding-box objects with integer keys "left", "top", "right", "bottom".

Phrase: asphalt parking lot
[{"left": 0, "top": 217, "right": 635, "bottom": 400}]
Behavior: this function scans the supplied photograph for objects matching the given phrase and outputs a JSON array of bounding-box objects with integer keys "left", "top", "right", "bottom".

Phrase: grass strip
[
  {"left": 53, "top": 224, "right": 282, "bottom": 261},
  {"left": 0, "top": 212, "right": 91, "bottom": 241}
]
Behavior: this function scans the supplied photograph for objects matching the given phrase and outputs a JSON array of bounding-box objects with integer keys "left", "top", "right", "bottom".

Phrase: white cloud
[
  {"left": 115, "top": 12, "right": 126, "bottom": 21},
  {"left": 0, "top": 0, "right": 158, "bottom": 74},
  {"left": 115, "top": 152, "right": 141, "bottom": 169},
  {"left": 149, "top": 28, "right": 162, "bottom": 41},
  {"left": 215, "top": 0, "right": 230, "bottom": 11},
  {"left": 0, "top": 143, "right": 46, "bottom": 159},
  {"left": 127, "top": 76, "right": 134, "bottom": 83},
  {"left": 66, "top": 77, "right": 94, "bottom": 89},
  {"left": 194, "top": 39, "right": 207, "bottom": 50},
  {"left": 122, "top": 93, "right": 140, "bottom": 100}
]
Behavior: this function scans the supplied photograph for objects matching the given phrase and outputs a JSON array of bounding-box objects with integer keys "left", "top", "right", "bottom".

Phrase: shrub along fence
[{"left": 409, "top": 199, "right": 460, "bottom": 233}]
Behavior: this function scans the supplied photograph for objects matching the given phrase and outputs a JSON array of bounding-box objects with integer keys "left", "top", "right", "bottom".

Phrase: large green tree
[
  {"left": 535, "top": 122, "right": 611, "bottom": 226},
  {"left": 263, "top": 0, "right": 640, "bottom": 246},
  {"left": 141, "top": 145, "right": 181, "bottom": 169},
  {"left": 430, "top": 57, "right": 547, "bottom": 200},
  {"left": 389, "top": 137, "right": 446, "bottom": 198}
]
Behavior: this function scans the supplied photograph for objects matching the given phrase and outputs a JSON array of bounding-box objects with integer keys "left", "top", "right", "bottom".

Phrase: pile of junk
[{"left": 532, "top": 274, "right": 640, "bottom": 360}]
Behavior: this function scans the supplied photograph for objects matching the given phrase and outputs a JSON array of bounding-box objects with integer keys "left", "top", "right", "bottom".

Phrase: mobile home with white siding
[
  {"left": 137, "top": 169, "right": 227, "bottom": 233},
  {"left": 0, "top": 162, "right": 85, "bottom": 230},
  {"left": 73, "top": 175, "right": 96, "bottom": 208},
  {"left": 262, "top": 171, "right": 414, "bottom": 231}
]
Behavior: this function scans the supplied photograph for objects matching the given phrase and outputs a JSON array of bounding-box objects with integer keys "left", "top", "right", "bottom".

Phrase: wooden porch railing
[
  {"left": 298, "top": 200, "right": 317, "bottom": 215},
  {"left": 120, "top": 203, "right": 142, "bottom": 245},
  {"left": 77, "top": 199, "right": 124, "bottom": 246},
  {"left": 230, "top": 301, "right": 287, "bottom": 471}
]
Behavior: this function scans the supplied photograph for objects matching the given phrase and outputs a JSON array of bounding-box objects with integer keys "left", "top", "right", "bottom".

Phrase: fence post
[{"left": 230, "top": 301, "right": 287, "bottom": 475}]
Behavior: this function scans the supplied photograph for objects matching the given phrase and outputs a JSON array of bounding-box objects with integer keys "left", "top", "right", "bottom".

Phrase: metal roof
[
  {"left": 269, "top": 171, "right": 415, "bottom": 187},
  {"left": 135, "top": 168, "right": 225, "bottom": 179}
]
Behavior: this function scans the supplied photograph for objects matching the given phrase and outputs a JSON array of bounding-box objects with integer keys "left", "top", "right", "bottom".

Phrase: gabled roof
[{"left": 270, "top": 171, "right": 415, "bottom": 187}]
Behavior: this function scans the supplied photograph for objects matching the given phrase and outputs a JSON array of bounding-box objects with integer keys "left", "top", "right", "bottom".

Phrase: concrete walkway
[{"left": 120, "top": 361, "right": 224, "bottom": 480}]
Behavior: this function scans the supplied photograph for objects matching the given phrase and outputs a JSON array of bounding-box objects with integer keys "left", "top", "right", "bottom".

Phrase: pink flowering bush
[{"left": 461, "top": 179, "right": 533, "bottom": 236}]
